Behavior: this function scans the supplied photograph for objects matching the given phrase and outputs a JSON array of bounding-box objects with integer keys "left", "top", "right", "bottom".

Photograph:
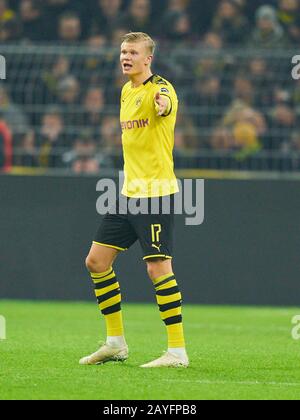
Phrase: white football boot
[
  {"left": 140, "top": 351, "right": 189, "bottom": 368},
  {"left": 79, "top": 343, "right": 128, "bottom": 365}
]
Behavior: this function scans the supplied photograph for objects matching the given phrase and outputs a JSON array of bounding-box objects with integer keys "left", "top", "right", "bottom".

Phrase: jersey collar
[{"left": 143, "top": 74, "right": 156, "bottom": 85}]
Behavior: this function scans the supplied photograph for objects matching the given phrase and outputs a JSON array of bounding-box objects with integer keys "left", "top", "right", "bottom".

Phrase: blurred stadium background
[
  {"left": 1, "top": 0, "right": 300, "bottom": 303},
  {"left": 1, "top": 0, "right": 300, "bottom": 401},
  {"left": 1, "top": 0, "right": 300, "bottom": 174}
]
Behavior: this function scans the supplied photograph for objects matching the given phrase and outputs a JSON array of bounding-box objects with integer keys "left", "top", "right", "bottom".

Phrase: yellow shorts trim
[
  {"left": 93, "top": 241, "right": 127, "bottom": 252},
  {"left": 143, "top": 254, "right": 173, "bottom": 261}
]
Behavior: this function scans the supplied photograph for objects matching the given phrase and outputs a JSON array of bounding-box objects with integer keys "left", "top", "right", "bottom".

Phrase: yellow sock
[
  {"left": 153, "top": 273, "right": 186, "bottom": 348},
  {"left": 90, "top": 268, "right": 124, "bottom": 337}
]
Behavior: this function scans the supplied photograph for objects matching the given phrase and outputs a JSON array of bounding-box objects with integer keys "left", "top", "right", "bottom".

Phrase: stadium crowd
[{"left": 1, "top": 0, "right": 300, "bottom": 172}]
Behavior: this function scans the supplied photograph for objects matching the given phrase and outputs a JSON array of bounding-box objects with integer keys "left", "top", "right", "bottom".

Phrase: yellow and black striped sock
[
  {"left": 153, "top": 273, "right": 185, "bottom": 348},
  {"left": 90, "top": 267, "right": 124, "bottom": 337}
]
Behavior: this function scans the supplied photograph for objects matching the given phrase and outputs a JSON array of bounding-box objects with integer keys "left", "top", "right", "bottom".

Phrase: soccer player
[{"left": 80, "top": 32, "right": 189, "bottom": 368}]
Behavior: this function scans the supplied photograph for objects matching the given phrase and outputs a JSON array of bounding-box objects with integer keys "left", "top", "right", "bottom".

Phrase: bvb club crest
[{"left": 136, "top": 97, "right": 143, "bottom": 107}]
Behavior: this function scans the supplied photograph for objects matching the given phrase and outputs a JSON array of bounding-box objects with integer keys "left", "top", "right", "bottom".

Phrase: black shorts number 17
[{"left": 151, "top": 224, "right": 162, "bottom": 243}]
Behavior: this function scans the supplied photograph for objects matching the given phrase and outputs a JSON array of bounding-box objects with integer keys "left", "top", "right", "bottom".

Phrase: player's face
[{"left": 120, "top": 41, "right": 152, "bottom": 76}]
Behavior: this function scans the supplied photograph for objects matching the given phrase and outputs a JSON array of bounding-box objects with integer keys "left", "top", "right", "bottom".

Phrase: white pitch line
[{"left": 162, "top": 379, "right": 300, "bottom": 388}]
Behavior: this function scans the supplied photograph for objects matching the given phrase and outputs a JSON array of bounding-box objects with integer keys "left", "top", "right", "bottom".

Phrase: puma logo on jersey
[
  {"left": 152, "top": 244, "right": 162, "bottom": 253},
  {"left": 153, "top": 75, "right": 168, "bottom": 85}
]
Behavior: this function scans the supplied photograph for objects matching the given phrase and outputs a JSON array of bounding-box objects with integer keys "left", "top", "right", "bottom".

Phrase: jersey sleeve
[{"left": 153, "top": 76, "right": 177, "bottom": 117}]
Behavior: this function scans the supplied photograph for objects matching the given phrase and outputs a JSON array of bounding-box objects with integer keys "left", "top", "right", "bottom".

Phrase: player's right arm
[
  {"left": 154, "top": 92, "right": 171, "bottom": 116},
  {"left": 152, "top": 77, "right": 176, "bottom": 118}
]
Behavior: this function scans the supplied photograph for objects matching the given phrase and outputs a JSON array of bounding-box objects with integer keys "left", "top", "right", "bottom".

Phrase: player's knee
[
  {"left": 146, "top": 259, "right": 172, "bottom": 281},
  {"left": 85, "top": 255, "right": 110, "bottom": 274},
  {"left": 85, "top": 255, "right": 96, "bottom": 272},
  {"left": 146, "top": 263, "right": 158, "bottom": 280}
]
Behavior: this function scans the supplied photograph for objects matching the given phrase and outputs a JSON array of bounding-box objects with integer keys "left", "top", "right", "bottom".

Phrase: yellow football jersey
[{"left": 120, "top": 74, "right": 179, "bottom": 198}]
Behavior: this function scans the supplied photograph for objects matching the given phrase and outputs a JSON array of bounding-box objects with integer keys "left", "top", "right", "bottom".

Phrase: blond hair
[{"left": 121, "top": 32, "right": 156, "bottom": 55}]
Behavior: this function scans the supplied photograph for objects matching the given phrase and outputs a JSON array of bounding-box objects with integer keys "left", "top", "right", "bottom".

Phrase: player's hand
[{"left": 154, "top": 92, "right": 169, "bottom": 116}]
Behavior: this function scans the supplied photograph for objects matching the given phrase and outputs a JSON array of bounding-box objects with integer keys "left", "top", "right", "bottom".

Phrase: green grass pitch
[{"left": 0, "top": 300, "right": 300, "bottom": 400}]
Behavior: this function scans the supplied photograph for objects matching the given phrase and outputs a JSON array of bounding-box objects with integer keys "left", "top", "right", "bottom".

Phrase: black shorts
[{"left": 94, "top": 194, "right": 176, "bottom": 260}]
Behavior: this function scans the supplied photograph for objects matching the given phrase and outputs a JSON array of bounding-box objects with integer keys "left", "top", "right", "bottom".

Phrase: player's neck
[{"left": 129, "top": 70, "right": 153, "bottom": 88}]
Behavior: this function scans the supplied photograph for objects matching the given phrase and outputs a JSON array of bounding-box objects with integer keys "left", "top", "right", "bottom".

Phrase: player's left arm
[{"left": 154, "top": 91, "right": 172, "bottom": 117}]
